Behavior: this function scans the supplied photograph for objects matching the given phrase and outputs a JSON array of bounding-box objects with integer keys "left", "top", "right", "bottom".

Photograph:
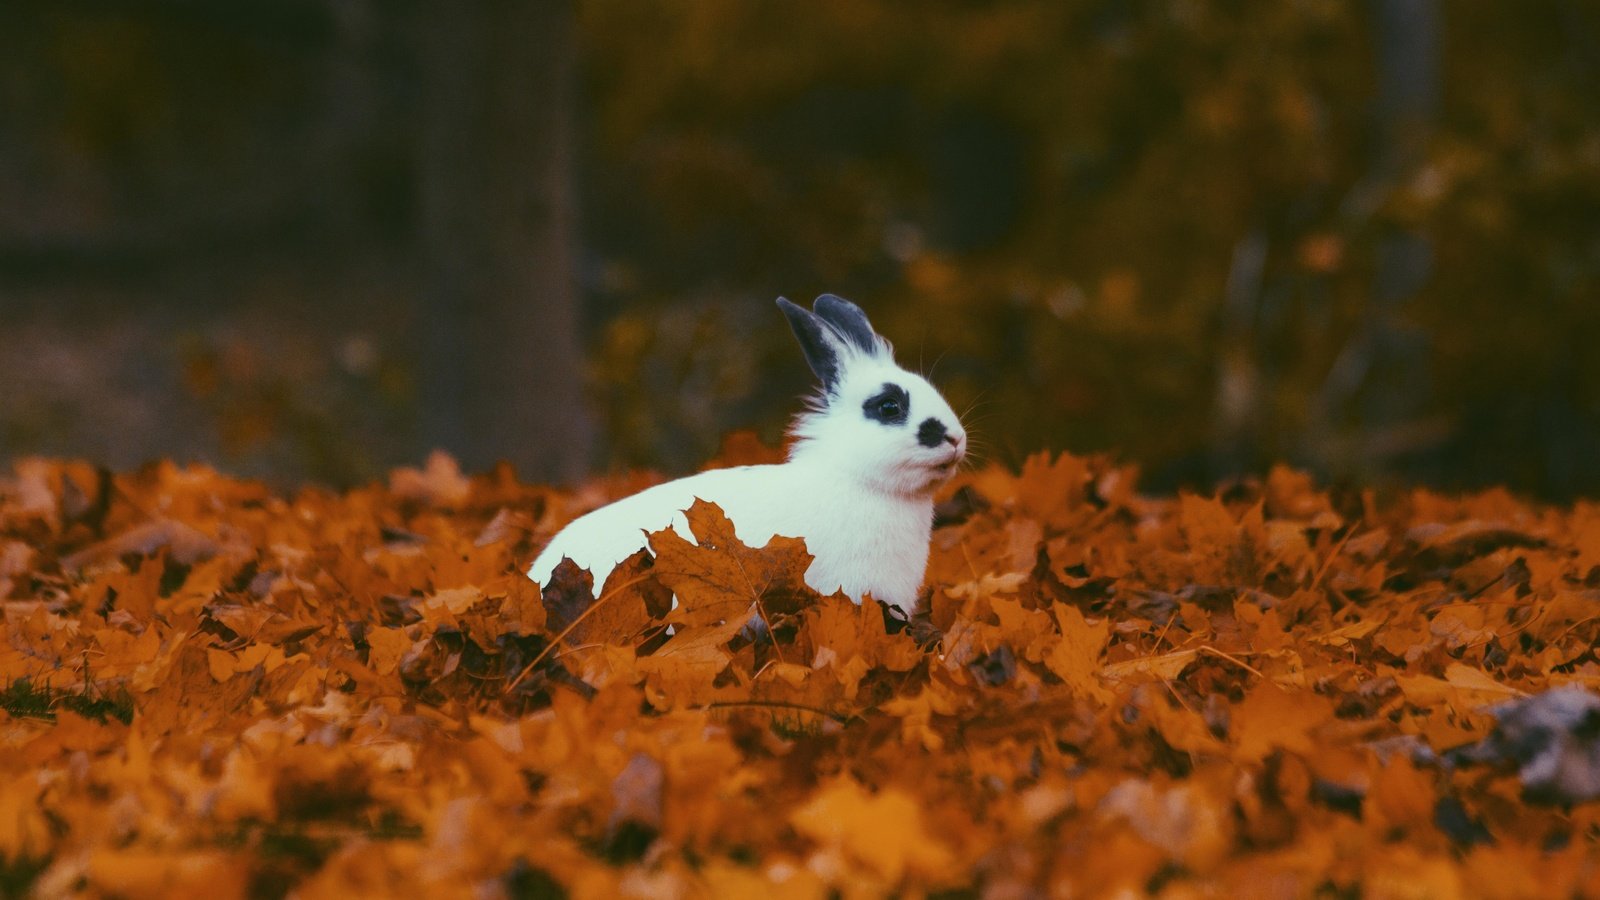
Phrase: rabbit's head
[{"left": 778, "top": 295, "right": 967, "bottom": 496}]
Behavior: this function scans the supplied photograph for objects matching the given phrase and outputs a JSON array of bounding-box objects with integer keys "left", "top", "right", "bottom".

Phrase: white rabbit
[{"left": 526, "top": 294, "right": 967, "bottom": 614}]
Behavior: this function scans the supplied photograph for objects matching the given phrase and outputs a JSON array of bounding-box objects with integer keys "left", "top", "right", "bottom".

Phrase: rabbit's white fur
[{"left": 527, "top": 295, "right": 966, "bottom": 614}]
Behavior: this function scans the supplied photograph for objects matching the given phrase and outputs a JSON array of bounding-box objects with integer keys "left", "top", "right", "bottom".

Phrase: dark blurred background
[{"left": 2, "top": 1, "right": 1598, "bottom": 497}]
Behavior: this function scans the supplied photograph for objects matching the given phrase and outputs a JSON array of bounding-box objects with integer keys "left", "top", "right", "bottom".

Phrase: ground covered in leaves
[{"left": 5, "top": 449, "right": 1600, "bottom": 897}]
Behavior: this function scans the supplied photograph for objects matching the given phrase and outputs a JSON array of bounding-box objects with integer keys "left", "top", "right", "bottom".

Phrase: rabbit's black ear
[
  {"left": 778, "top": 297, "right": 842, "bottom": 391},
  {"left": 812, "top": 294, "right": 880, "bottom": 356}
]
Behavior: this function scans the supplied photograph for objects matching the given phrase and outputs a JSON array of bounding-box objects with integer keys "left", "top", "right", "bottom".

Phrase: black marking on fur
[
  {"left": 864, "top": 383, "right": 910, "bottom": 425},
  {"left": 778, "top": 297, "right": 843, "bottom": 391},
  {"left": 917, "top": 417, "right": 948, "bottom": 448},
  {"left": 813, "top": 294, "right": 880, "bottom": 356}
]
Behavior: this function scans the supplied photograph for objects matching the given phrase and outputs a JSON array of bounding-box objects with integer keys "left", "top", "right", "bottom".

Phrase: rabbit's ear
[
  {"left": 812, "top": 294, "right": 882, "bottom": 357},
  {"left": 778, "top": 296, "right": 845, "bottom": 391}
]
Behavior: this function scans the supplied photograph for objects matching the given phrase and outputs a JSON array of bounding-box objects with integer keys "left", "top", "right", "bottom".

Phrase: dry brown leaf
[{"left": 4, "top": 451, "right": 1600, "bottom": 898}]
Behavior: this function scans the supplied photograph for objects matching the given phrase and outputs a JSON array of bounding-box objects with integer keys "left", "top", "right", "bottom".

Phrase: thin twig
[
  {"left": 1554, "top": 613, "right": 1600, "bottom": 644},
  {"left": 1149, "top": 614, "right": 1178, "bottom": 653},
  {"left": 704, "top": 698, "right": 853, "bottom": 725},
  {"left": 505, "top": 574, "right": 651, "bottom": 692},
  {"left": 1308, "top": 521, "right": 1362, "bottom": 593},
  {"left": 552, "top": 642, "right": 606, "bottom": 661},
  {"left": 752, "top": 597, "right": 784, "bottom": 665},
  {"left": 958, "top": 539, "right": 982, "bottom": 582},
  {"left": 1197, "top": 645, "right": 1267, "bottom": 681},
  {"left": 1162, "top": 677, "right": 1198, "bottom": 715}
]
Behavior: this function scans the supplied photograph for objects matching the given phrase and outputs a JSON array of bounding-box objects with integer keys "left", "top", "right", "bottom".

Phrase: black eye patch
[{"left": 863, "top": 383, "right": 910, "bottom": 425}]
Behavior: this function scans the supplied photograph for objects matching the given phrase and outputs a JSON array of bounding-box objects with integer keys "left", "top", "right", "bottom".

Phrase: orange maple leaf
[{"left": 647, "top": 499, "right": 815, "bottom": 629}]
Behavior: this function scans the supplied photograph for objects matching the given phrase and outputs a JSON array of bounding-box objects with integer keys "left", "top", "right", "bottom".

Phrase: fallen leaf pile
[{"left": 6, "top": 449, "right": 1600, "bottom": 897}]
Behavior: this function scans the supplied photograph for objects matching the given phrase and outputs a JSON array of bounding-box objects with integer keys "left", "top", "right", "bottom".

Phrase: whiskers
[
  {"left": 955, "top": 392, "right": 995, "bottom": 469},
  {"left": 958, "top": 438, "right": 991, "bottom": 471}
]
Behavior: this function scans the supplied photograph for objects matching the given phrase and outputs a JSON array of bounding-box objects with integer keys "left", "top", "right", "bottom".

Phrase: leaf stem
[{"left": 505, "top": 574, "right": 652, "bottom": 693}]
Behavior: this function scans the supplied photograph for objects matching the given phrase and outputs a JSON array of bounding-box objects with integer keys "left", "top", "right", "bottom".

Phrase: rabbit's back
[
  {"left": 527, "top": 464, "right": 793, "bottom": 592},
  {"left": 527, "top": 460, "right": 932, "bottom": 612}
]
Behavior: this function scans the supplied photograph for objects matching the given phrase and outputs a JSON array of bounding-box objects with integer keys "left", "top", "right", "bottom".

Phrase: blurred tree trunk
[
  {"left": 1213, "top": 0, "right": 1441, "bottom": 480},
  {"left": 1308, "top": 0, "right": 1440, "bottom": 469},
  {"left": 413, "top": 0, "right": 594, "bottom": 482}
]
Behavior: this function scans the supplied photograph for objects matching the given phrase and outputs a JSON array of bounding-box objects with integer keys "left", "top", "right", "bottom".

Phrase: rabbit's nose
[{"left": 943, "top": 434, "right": 960, "bottom": 448}]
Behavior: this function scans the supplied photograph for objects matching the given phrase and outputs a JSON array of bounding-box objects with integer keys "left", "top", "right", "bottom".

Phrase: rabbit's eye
[{"left": 864, "top": 383, "right": 910, "bottom": 425}]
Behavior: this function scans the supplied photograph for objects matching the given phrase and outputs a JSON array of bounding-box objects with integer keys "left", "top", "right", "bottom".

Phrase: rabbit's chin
[{"left": 874, "top": 455, "right": 964, "bottom": 496}]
